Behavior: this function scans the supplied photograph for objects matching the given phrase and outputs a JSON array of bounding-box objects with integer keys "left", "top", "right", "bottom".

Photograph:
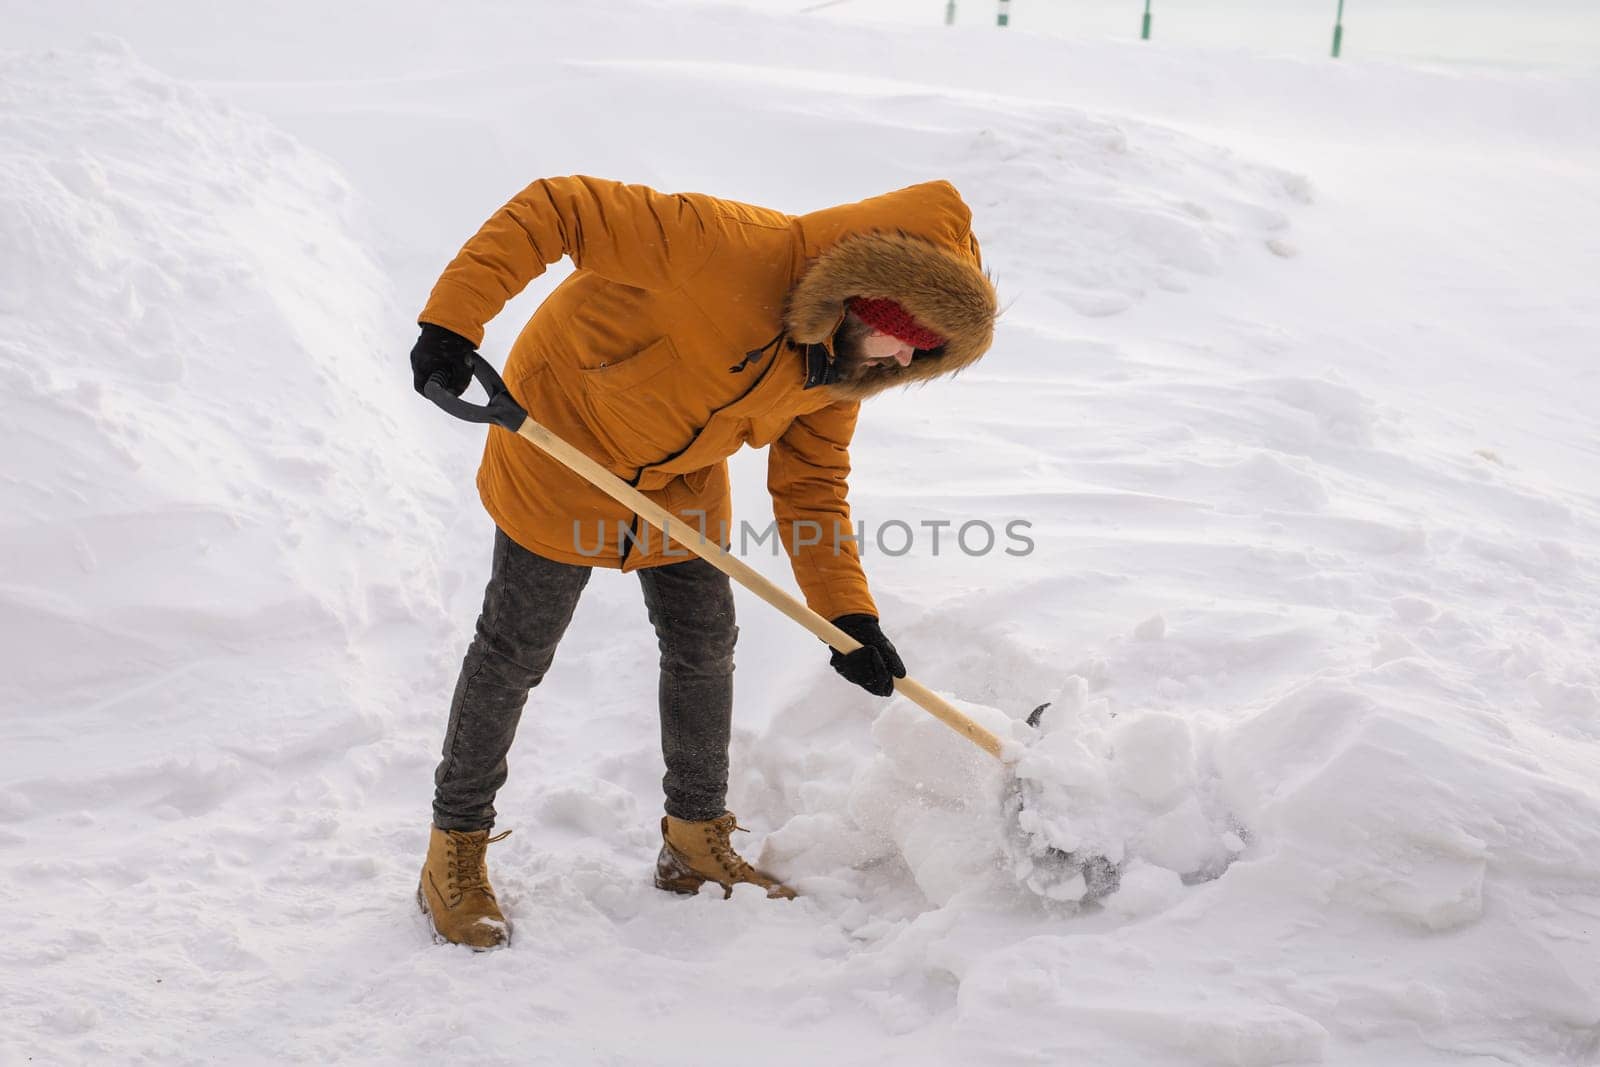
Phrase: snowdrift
[{"left": 0, "top": 43, "right": 453, "bottom": 742}]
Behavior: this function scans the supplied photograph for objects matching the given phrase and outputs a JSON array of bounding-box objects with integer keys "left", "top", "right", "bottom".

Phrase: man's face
[
  {"left": 832, "top": 313, "right": 918, "bottom": 387},
  {"left": 860, "top": 329, "right": 917, "bottom": 367}
]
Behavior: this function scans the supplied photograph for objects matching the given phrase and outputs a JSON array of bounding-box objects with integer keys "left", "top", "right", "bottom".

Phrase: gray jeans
[{"left": 431, "top": 527, "right": 737, "bottom": 830}]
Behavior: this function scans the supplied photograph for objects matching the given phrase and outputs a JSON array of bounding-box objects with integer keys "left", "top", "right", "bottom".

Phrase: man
[{"left": 411, "top": 176, "right": 997, "bottom": 949}]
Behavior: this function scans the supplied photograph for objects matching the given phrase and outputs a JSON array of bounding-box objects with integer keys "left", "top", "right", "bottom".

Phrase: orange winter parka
[{"left": 418, "top": 176, "right": 993, "bottom": 621}]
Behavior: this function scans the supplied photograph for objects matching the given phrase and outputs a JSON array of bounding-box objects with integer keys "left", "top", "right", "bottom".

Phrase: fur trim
[{"left": 785, "top": 231, "right": 998, "bottom": 400}]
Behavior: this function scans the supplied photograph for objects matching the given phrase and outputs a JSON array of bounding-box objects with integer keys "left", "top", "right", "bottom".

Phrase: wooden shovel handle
[{"left": 512, "top": 416, "right": 1009, "bottom": 762}]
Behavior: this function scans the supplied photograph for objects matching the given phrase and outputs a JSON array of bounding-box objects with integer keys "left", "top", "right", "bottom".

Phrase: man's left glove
[
  {"left": 410, "top": 322, "right": 476, "bottom": 397},
  {"left": 829, "top": 614, "right": 906, "bottom": 697}
]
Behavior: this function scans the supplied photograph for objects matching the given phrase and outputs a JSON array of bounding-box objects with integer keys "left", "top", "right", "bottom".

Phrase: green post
[
  {"left": 1331, "top": 0, "right": 1344, "bottom": 57},
  {"left": 945, "top": 0, "right": 956, "bottom": 26},
  {"left": 997, "top": 0, "right": 1010, "bottom": 27},
  {"left": 1141, "top": 0, "right": 1152, "bottom": 40}
]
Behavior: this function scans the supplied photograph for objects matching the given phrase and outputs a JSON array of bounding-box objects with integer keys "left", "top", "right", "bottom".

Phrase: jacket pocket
[
  {"left": 579, "top": 335, "right": 679, "bottom": 393},
  {"left": 577, "top": 336, "right": 702, "bottom": 468}
]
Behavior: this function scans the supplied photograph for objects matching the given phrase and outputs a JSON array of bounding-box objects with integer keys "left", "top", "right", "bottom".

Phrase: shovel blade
[{"left": 1004, "top": 702, "right": 1123, "bottom": 904}]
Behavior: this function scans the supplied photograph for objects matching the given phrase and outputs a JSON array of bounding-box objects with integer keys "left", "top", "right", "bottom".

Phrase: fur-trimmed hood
[{"left": 785, "top": 229, "right": 999, "bottom": 400}]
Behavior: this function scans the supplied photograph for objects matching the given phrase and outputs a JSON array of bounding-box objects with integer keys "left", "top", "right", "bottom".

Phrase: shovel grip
[{"left": 422, "top": 354, "right": 528, "bottom": 432}]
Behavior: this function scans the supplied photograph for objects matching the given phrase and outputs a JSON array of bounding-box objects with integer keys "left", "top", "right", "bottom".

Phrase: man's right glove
[
  {"left": 410, "top": 322, "right": 476, "bottom": 398},
  {"left": 829, "top": 614, "right": 906, "bottom": 698}
]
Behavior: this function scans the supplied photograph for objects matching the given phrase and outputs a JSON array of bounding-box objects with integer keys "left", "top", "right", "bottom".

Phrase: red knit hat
[{"left": 847, "top": 297, "right": 947, "bottom": 350}]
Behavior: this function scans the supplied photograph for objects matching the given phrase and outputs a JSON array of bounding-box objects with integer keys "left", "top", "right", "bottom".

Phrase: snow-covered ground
[{"left": 3, "top": 2, "right": 1598, "bottom": 1064}]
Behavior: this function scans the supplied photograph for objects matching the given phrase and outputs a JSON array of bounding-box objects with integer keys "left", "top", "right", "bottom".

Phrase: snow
[{"left": 3, "top": 1, "right": 1600, "bottom": 1065}]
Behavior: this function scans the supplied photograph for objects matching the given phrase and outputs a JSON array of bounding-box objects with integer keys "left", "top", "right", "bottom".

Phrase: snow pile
[
  {"left": 943, "top": 102, "right": 1312, "bottom": 320},
  {"left": 760, "top": 693, "right": 1015, "bottom": 907},
  {"left": 753, "top": 608, "right": 1600, "bottom": 1062},
  {"left": 0, "top": 41, "right": 451, "bottom": 733},
  {"left": 761, "top": 678, "right": 1243, "bottom": 911},
  {"left": 1008, "top": 676, "right": 1243, "bottom": 901}
]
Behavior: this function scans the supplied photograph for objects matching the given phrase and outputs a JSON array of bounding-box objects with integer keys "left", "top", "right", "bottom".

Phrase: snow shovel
[{"left": 424, "top": 355, "right": 1120, "bottom": 903}]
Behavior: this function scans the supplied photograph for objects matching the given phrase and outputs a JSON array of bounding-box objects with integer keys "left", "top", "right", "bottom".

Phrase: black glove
[
  {"left": 410, "top": 323, "right": 476, "bottom": 398},
  {"left": 829, "top": 614, "right": 906, "bottom": 697}
]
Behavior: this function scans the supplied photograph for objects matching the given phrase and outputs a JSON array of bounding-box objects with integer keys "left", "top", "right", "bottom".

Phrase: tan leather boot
[
  {"left": 417, "top": 826, "right": 513, "bottom": 949},
  {"left": 655, "top": 812, "right": 797, "bottom": 900}
]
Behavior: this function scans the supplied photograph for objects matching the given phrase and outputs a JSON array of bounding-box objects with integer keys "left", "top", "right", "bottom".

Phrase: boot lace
[
  {"left": 449, "top": 829, "right": 511, "bottom": 896},
  {"left": 703, "top": 815, "right": 756, "bottom": 880}
]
